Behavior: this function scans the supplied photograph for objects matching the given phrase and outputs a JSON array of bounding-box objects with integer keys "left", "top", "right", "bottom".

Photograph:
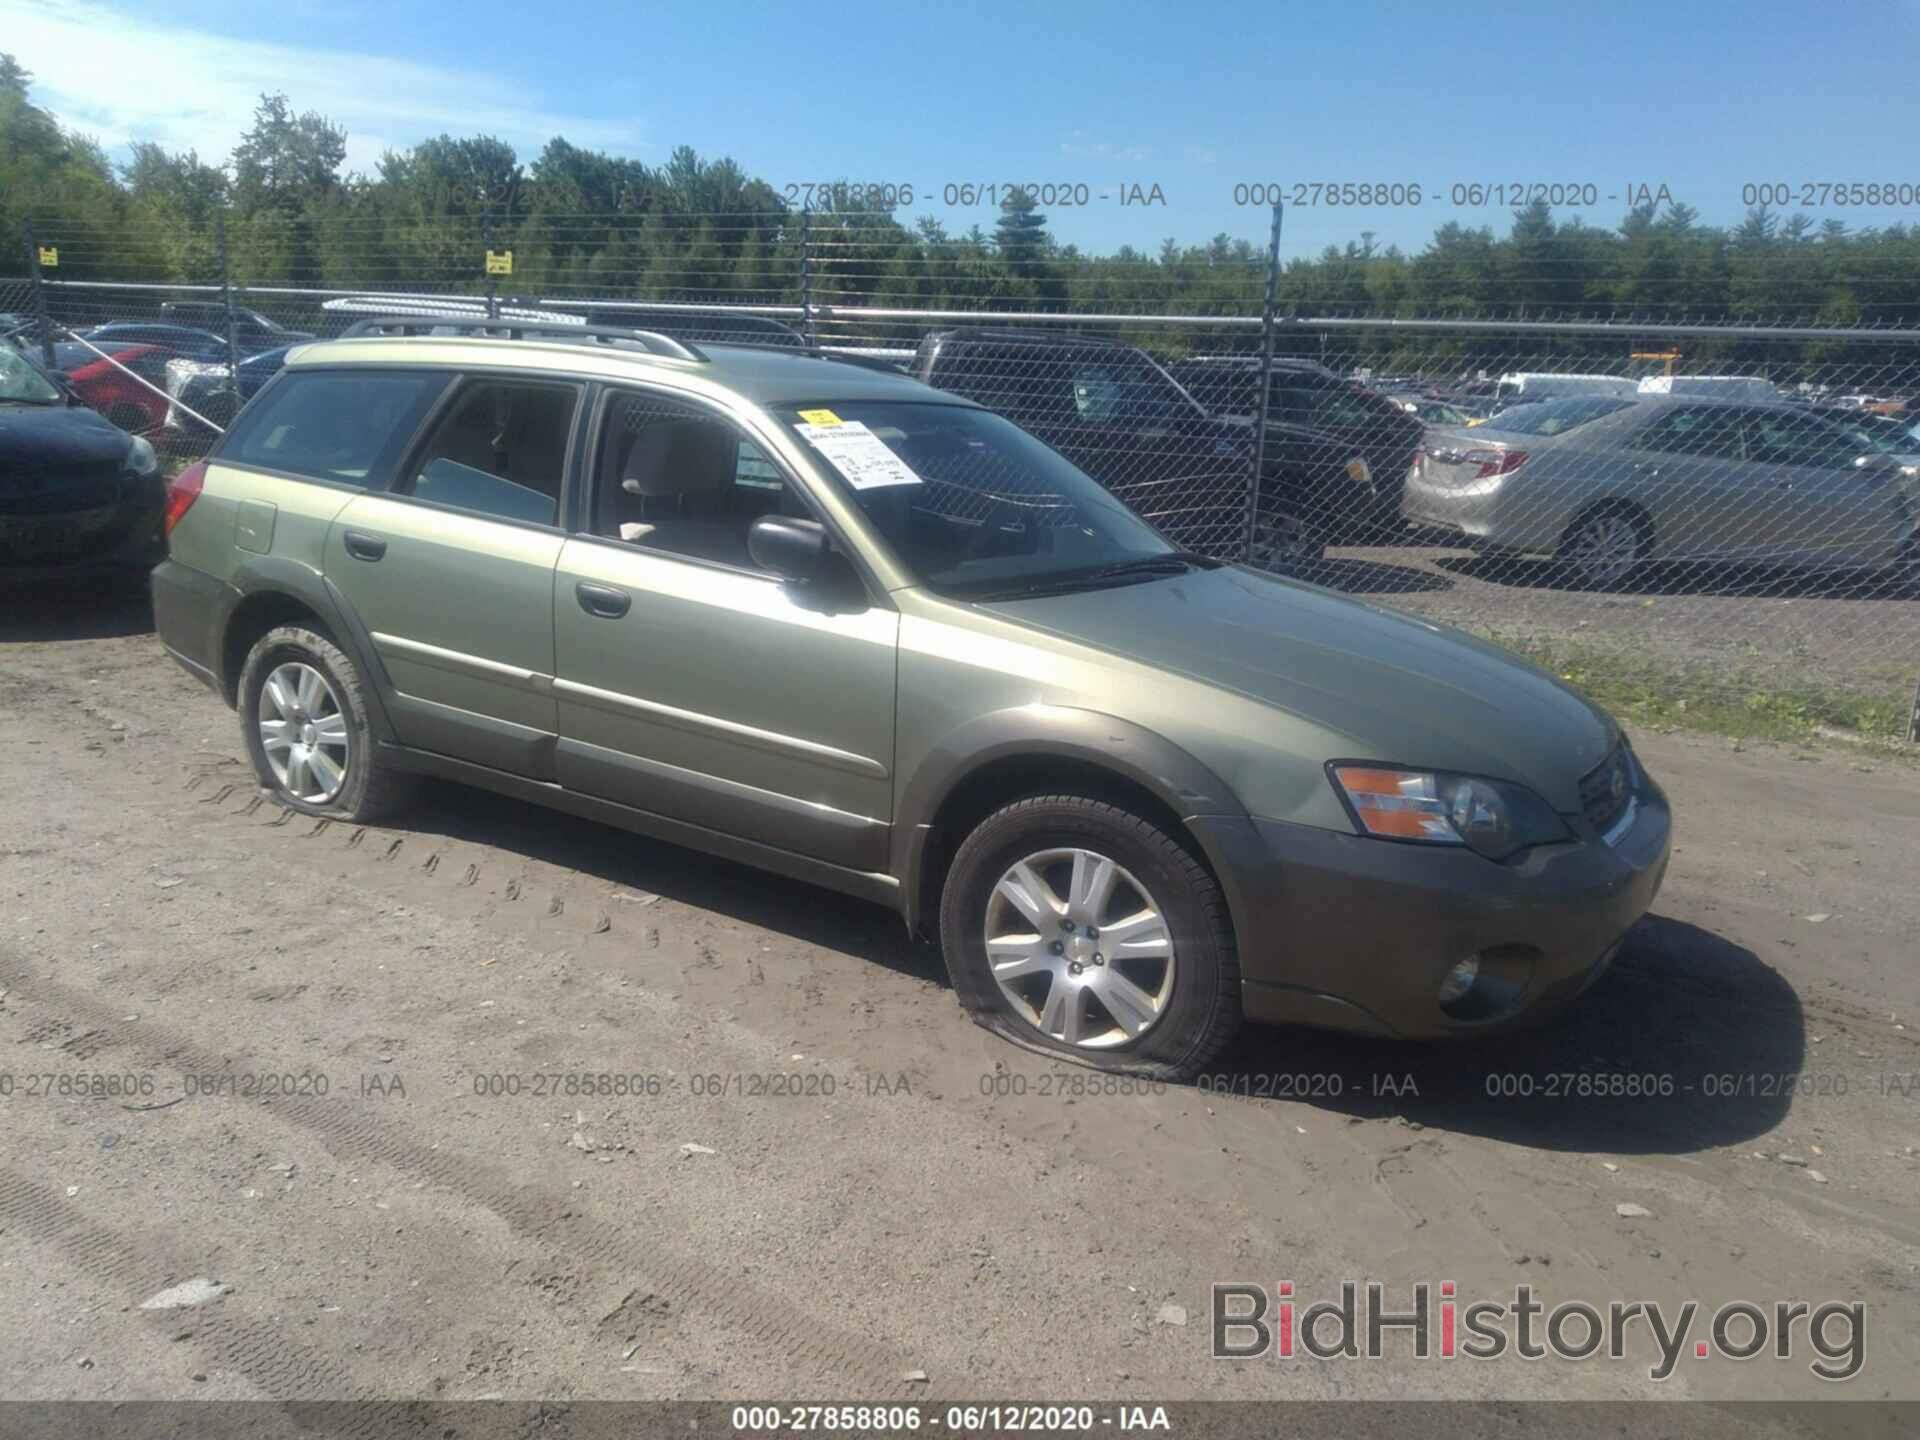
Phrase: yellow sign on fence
[
  {"left": 36, "top": 246, "right": 57, "bottom": 268},
  {"left": 484, "top": 250, "right": 513, "bottom": 276}
]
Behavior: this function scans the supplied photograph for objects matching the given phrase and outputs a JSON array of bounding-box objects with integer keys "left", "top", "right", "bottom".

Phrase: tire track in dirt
[{"left": 0, "top": 953, "right": 926, "bottom": 1400}]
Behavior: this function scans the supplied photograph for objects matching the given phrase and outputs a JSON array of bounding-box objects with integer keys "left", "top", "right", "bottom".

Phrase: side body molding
[{"left": 892, "top": 705, "right": 1251, "bottom": 935}]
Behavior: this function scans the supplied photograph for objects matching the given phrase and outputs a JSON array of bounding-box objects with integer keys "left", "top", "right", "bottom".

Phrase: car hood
[
  {"left": 0, "top": 402, "right": 132, "bottom": 468},
  {"left": 978, "top": 564, "right": 1617, "bottom": 815}
]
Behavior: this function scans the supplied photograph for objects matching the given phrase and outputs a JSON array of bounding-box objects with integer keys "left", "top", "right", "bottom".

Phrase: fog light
[
  {"left": 1438, "top": 945, "right": 1538, "bottom": 1022},
  {"left": 1437, "top": 956, "right": 1480, "bottom": 1007}
]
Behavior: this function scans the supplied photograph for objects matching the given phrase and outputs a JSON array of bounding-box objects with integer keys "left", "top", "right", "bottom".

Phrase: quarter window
[{"left": 1631, "top": 407, "right": 1745, "bottom": 460}]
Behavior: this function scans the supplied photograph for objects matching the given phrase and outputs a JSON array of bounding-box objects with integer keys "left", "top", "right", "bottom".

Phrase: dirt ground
[{"left": 2, "top": 584, "right": 1918, "bottom": 1414}]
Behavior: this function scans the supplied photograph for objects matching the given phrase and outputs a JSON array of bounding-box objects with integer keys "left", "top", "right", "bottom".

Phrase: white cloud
[
  {"left": 1, "top": 0, "right": 647, "bottom": 175},
  {"left": 1058, "top": 132, "right": 1158, "bottom": 164}
]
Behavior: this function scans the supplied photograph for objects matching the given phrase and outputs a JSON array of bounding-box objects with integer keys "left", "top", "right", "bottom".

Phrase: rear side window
[
  {"left": 1492, "top": 395, "right": 1636, "bottom": 437},
  {"left": 1630, "top": 406, "right": 1745, "bottom": 459},
  {"left": 400, "top": 379, "right": 580, "bottom": 527},
  {"left": 221, "top": 369, "right": 448, "bottom": 486}
]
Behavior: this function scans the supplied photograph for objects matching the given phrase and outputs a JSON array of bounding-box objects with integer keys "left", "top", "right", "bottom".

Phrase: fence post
[
  {"left": 217, "top": 209, "right": 240, "bottom": 409},
  {"left": 800, "top": 206, "right": 816, "bottom": 347},
  {"left": 22, "top": 216, "right": 55, "bottom": 370},
  {"left": 482, "top": 204, "right": 499, "bottom": 321},
  {"left": 1243, "top": 201, "right": 1284, "bottom": 564}
]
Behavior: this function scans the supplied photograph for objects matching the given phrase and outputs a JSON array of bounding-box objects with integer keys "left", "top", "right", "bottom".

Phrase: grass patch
[{"left": 1476, "top": 630, "right": 1914, "bottom": 745}]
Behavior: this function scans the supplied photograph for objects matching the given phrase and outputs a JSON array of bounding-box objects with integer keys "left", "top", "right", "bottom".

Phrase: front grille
[{"left": 1579, "top": 743, "right": 1634, "bottom": 836}]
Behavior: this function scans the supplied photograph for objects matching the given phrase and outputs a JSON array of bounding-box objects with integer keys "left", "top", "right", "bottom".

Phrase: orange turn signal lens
[{"left": 1331, "top": 766, "right": 1457, "bottom": 842}]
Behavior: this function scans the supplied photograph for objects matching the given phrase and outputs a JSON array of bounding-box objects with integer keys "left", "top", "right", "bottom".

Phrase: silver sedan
[{"left": 1401, "top": 393, "right": 1919, "bottom": 589}]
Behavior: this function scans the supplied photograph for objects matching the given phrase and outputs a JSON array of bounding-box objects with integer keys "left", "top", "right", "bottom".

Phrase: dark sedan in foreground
[{"left": 0, "top": 345, "right": 167, "bottom": 580}]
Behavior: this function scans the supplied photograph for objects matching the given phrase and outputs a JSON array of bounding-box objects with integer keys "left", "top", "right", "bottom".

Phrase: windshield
[
  {"left": 1837, "top": 413, "right": 1917, "bottom": 455},
  {"left": 0, "top": 346, "right": 63, "bottom": 404},
  {"left": 1487, "top": 394, "right": 1637, "bottom": 437},
  {"left": 779, "top": 401, "right": 1180, "bottom": 598}
]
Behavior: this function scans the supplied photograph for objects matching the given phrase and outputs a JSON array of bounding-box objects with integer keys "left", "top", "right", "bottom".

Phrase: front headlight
[
  {"left": 125, "top": 435, "right": 158, "bottom": 476},
  {"left": 1330, "top": 764, "right": 1570, "bottom": 860}
]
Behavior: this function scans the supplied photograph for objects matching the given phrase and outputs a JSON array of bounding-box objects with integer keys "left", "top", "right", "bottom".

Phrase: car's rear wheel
[
  {"left": 1560, "top": 506, "right": 1649, "bottom": 591},
  {"left": 238, "top": 625, "right": 413, "bottom": 821},
  {"left": 940, "top": 795, "right": 1241, "bottom": 1079}
]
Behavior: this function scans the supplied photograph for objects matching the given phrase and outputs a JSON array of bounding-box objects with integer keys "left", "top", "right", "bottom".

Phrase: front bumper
[
  {"left": 1194, "top": 772, "right": 1671, "bottom": 1038},
  {"left": 0, "top": 494, "right": 166, "bottom": 582}
]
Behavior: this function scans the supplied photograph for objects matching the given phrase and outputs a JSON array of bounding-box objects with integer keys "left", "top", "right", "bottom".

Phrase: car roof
[{"left": 285, "top": 333, "right": 971, "bottom": 410}]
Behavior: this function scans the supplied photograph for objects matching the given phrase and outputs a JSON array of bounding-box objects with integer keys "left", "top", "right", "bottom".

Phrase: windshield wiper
[{"left": 969, "top": 552, "right": 1209, "bottom": 600}]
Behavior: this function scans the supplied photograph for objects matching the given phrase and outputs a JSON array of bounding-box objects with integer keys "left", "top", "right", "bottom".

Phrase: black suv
[
  {"left": 913, "top": 328, "right": 1346, "bottom": 567},
  {"left": 1168, "top": 356, "right": 1424, "bottom": 541}
]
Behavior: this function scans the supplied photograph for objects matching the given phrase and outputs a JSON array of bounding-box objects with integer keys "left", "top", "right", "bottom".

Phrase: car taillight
[
  {"left": 1464, "top": 449, "right": 1528, "bottom": 478},
  {"left": 163, "top": 461, "right": 207, "bottom": 535}
]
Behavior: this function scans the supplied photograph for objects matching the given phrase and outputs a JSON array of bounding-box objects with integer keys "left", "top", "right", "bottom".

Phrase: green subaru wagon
[{"left": 152, "top": 319, "right": 1670, "bottom": 1079}]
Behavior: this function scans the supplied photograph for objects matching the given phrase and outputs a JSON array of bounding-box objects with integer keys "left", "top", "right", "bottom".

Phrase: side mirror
[{"left": 748, "top": 515, "right": 830, "bottom": 582}]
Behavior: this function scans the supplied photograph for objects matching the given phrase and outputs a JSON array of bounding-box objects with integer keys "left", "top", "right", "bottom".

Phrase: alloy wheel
[
  {"left": 982, "top": 847, "right": 1177, "bottom": 1049},
  {"left": 1567, "top": 512, "right": 1643, "bottom": 588},
  {"left": 258, "top": 662, "right": 350, "bottom": 804}
]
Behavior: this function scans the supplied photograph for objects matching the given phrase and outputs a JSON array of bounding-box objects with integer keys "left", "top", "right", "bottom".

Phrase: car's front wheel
[
  {"left": 238, "top": 624, "right": 414, "bottom": 821},
  {"left": 939, "top": 795, "right": 1241, "bottom": 1079}
]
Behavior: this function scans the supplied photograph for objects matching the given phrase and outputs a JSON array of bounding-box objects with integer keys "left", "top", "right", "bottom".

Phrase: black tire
[
  {"left": 237, "top": 624, "right": 414, "bottom": 821},
  {"left": 939, "top": 794, "right": 1242, "bottom": 1080}
]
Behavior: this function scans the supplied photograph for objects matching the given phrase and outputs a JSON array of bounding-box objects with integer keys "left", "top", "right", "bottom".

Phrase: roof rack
[{"left": 338, "top": 316, "right": 706, "bottom": 362}]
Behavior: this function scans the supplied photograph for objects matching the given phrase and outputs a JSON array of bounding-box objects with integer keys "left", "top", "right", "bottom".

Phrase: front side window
[
  {"left": 1070, "top": 358, "right": 1196, "bottom": 426},
  {"left": 588, "top": 390, "right": 802, "bottom": 571},
  {"left": 1744, "top": 412, "right": 1869, "bottom": 470},
  {"left": 221, "top": 368, "right": 448, "bottom": 485},
  {"left": 779, "top": 401, "right": 1178, "bottom": 598},
  {"left": 402, "top": 379, "right": 578, "bottom": 525}
]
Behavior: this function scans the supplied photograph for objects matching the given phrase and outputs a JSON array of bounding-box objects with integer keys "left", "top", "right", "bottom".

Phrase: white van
[
  {"left": 1493, "top": 372, "right": 1639, "bottom": 404},
  {"left": 1637, "top": 375, "right": 1781, "bottom": 402}
]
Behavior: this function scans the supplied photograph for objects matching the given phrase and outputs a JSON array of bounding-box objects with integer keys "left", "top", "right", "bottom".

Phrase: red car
[{"left": 50, "top": 342, "right": 169, "bottom": 435}]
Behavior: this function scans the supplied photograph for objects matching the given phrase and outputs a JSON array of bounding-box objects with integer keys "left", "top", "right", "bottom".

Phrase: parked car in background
[
  {"left": 1638, "top": 375, "right": 1782, "bottom": 402},
  {"left": 151, "top": 319, "right": 1671, "bottom": 1074},
  {"left": 1388, "top": 393, "right": 1473, "bottom": 427},
  {"left": 76, "top": 323, "right": 233, "bottom": 366},
  {"left": 1494, "top": 372, "right": 1640, "bottom": 405},
  {"left": 164, "top": 346, "right": 293, "bottom": 441},
  {"left": 911, "top": 329, "right": 1289, "bottom": 563},
  {"left": 579, "top": 307, "right": 807, "bottom": 348},
  {"left": 1169, "top": 355, "right": 1424, "bottom": 540},
  {"left": 158, "top": 300, "right": 313, "bottom": 353},
  {"left": 318, "top": 295, "right": 588, "bottom": 335},
  {"left": 50, "top": 341, "right": 170, "bottom": 434},
  {"left": 1403, "top": 394, "right": 1917, "bottom": 590},
  {"left": 0, "top": 343, "right": 167, "bottom": 580}
]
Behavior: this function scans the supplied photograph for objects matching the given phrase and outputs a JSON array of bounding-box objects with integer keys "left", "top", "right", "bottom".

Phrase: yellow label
[
  {"left": 484, "top": 250, "right": 513, "bottom": 276},
  {"left": 797, "top": 409, "right": 842, "bottom": 426},
  {"left": 36, "top": 246, "right": 57, "bottom": 268}
]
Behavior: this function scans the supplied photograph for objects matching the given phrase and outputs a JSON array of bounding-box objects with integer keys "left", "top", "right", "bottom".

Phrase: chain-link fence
[{"left": 6, "top": 206, "right": 1918, "bottom": 740}]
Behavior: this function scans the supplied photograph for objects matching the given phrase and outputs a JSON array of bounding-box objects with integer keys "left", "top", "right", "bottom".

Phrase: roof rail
[{"left": 337, "top": 316, "right": 706, "bottom": 362}]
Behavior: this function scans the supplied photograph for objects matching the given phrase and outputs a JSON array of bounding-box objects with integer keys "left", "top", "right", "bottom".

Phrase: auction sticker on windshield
[{"left": 795, "top": 420, "right": 923, "bottom": 489}]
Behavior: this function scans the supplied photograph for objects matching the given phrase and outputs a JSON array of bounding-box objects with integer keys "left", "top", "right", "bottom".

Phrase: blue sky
[{"left": 10, "top": 0, "right": 1920, "bottom": 259}]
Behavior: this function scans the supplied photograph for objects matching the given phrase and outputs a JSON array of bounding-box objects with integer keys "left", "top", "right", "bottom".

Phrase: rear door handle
[
  {"left": 575, "top": 581, "right": 631, "bottom": 619},
  {"left": 342, "top": 530, "right": 386, "bottom": 562}
]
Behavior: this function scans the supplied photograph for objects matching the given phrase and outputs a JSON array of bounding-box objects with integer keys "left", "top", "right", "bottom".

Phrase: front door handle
[
  {"left": 342, "top": 530, "right": 386, "bottom": 562},
  {"left": 575, "top": 581, "right": 631, "bottom": 619}
]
